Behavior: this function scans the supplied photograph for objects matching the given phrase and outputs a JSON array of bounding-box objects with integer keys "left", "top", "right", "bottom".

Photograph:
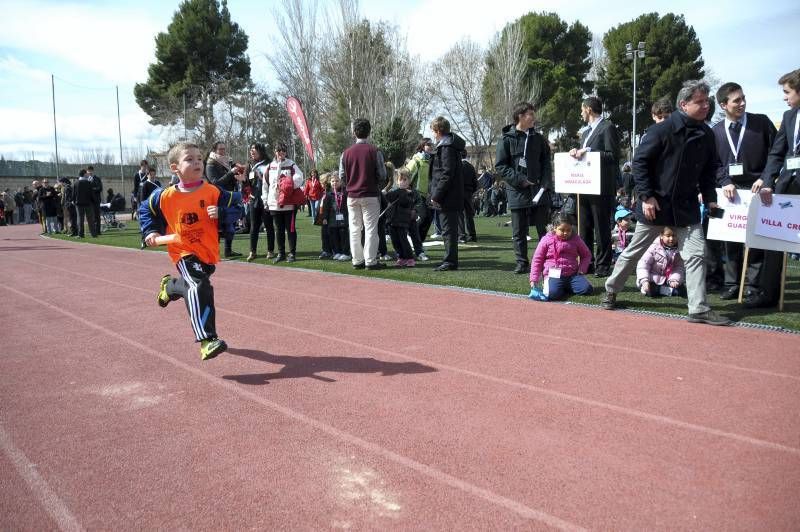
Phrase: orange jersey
[{"left": 158, "top": 183, "right": 221, "bottom": 265}]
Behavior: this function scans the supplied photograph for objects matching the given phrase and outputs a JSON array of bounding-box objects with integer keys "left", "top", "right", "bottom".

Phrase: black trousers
[
  {"left": 77, "top": 205, "right": 97, "bottom": 237},
  {"left": 578, "top": 194, "right": 614, "bottom": 269},
  {"left": 169, "top": 255, "right": 217, "bottom": 342},
  {"left": 510, "top": 208, "right": 532, "bottom": 266},
  {"left": 389, "top": 225, "right": 413, "bottom": 259},
  {"left": 328, "top": 225, "right": 349, "bottom": 255},
  {"left": 458, "top": 198, "right": 477, "bottom": 240},
  {"left": 271, "top": 209, "right": 297, "bottom": 254},
  {"left": 90, "top": 201, "right": 101, "bottom": 234},
  {"left": 439, "top": 209, "right": 459, "bottom": 266},
  {"left": 67, "top": 204, "right": 77, "bottom": 235},
  {"left": 408, "top": 218, "right": 423, "bottom": 255},
  {"left": 249, "top": 202, "right": 275, "bottom": 254},
  {"left": 528, "top": 202, "right": 550, "bottom": 240}
]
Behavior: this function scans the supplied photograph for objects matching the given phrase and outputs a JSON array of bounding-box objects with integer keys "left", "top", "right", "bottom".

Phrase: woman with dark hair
[
  {"left": 205, "top": 141, "right": 245, "bottom": 258},
  {"left": 244, "top": 142, "right": 275, "bottom": 262},
  {"left": 264, "top": 142, "right": 304, "bottom": 263}
]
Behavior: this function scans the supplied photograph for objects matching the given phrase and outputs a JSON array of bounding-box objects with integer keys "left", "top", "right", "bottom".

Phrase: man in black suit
[
  {"left": 711, "top": 82, "right": 777, "bottom": 305},
  {"left": 87, "top": 165, "right": 103, "bottom": 235},
  {"left": 757, "top": 69, "right": 800, "bottom": 307},
  {"left": 569, "top": 96, "right": 620, "bottom": 277}
]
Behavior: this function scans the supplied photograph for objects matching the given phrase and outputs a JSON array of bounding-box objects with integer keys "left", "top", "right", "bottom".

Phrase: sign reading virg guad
[
  {"left": 553, "top": 152, "right": 601, "bottom": 195},
  {"left": 706, "top": 188, "right": 753, "bottom": 244}
]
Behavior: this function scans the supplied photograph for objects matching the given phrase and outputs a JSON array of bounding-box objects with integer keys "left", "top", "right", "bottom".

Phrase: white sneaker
[
  {"left": 332, "top": 253, "right": 342, "bottom": 260},
  {"left": 526, "top": 235, "right": 532, "bottom": 241},
  {"left": 417, "top": 252, "right": 430, "bottom": 261},
  {"left": 430, "top": 233, "right": 442, "bottom": 239},
  {"left": 340, "top": 254, "right": 351, "bottom": 261}
]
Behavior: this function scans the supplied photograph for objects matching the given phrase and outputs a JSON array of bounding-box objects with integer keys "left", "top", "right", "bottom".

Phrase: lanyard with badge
[
  {"left": 787, "top": 113, "right": 800, "bottom": 171},
  {"left": 725, "top": 114, "right": 747, "bottom": 177},
  {"left": 518, "top": 130, "right": 530, "bottom": 170},
  {"left": 334, "top": 189, "right": 345, "bottom": 221}
]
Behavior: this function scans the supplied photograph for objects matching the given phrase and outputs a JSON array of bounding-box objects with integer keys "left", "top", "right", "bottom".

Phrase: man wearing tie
[
  {"left": 711, "top": 82, "right": 777, "bottom": 306},
  {"left": 569, "top": 96, "right": 620, "bottom": 277},
  {"left": 757, "top": 68, "right": 800, "bottom": 307}
]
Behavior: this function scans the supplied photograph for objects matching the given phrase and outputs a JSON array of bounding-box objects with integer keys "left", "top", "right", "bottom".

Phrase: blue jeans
[{"left": 544, "top": 274, "right": 593, "bottom": 300}]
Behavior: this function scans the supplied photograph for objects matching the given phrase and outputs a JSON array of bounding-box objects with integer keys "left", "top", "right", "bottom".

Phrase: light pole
[{"left": 625, "top": 41, "right": 646, "bottom": 156}]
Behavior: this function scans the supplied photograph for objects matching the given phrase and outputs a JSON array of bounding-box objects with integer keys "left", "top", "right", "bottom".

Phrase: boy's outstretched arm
[{"left": 139, "top": 187, "right": 166, "bottom": 240}]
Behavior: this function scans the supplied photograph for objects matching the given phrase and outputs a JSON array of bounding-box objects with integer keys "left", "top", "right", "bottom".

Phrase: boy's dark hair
[
  {"left": 512, "top": 101, "right": 535, "bottom": 124},
  {"left": 778, "top": 69, "right": 800, "bottom": 91},
  {"left": 650, "top": 97, "right": 673, "bottom": 119},
  {"left": 352, "top": 118, "right": 371, "bottom": 139},
  {"left": 715, "top": 82, "right": 743, "bottom": 105},
  {"left": 87, "top": 165, "right": 94, "bottom": 171},
  {"left": 273, "top": 142, "right": 288, "bottom": 153},
  {"left": 79, "top": 169, "right": 86, "bottom": 177},
  {"left": 415, "top": 137, "right": 432, "bottom": 152},
  {"left": 582, "top": 96, "right": 602, "bottom": 115},
  {"left": 140, "top": 159, "right": 149, "bottom": 166}
]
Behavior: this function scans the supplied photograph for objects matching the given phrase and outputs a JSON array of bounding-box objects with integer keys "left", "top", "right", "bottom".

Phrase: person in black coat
[
  {"left": 243, "top": 142, "right": 275, "bottom": 262},
  {"left": 86, "top": 166, "right": 102, "bottom": 235},
  {"left": 569, "top": 96, "right": 620, "bottom": 277},
  {"left": 384, "top": 170, "right": 416, "bottom": 266},
  {"left": 458, "top": 151, "right": 478, "bottom": 243},
  {"left": 74, "top": 169, "right": 97, "bottom": 238},
  {"left": 495, "top": 101, "right": 552, "bottom": 273},
  {"left": 711, "top": 82, "right": 778, "bottom": 304},
  {"left": 429, "top": 116, "right": 464, "bottom": 271},
  {"left": 205, "top": 141, "right": 245, "bottom": 258},
  {"left": 59, "top": 177, "right": 77, "bottom": 236},
  {"left": 602, "top": 80, "right": 731, "bottom": 326},
  {"left": 756, "top": 69, "right": 800, "bottom": 307}
]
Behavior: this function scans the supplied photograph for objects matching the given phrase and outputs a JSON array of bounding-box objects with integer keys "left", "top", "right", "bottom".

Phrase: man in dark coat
[
  {"left": 74, "top": 169, "right": 97, "bottom": 238},
  {"left": 429, "top": 116, "right": 464, "bottom": 271},
  {"left": 59, "top": 177, "right": 78, "bottom": 236},
  {"left": 569, "top": 96, "right": 620, "bottom": 277},
  {"left": 757, "top": 68, "right": 800, "bottom": 308},
  {"left": 458, "top": 151, "right": 478, "bottom": 243},
  {"left": 711, "top": 82, "right": 777, "bottom": 305},
  {"left": 87, "top": 165, "right": 102, "bottom": 235},
  {"left": 602, "top": 80, "right": 731, "bottom": 326},
  {"left": 495, "top": 101, "right": 552, "bottom": 273}
]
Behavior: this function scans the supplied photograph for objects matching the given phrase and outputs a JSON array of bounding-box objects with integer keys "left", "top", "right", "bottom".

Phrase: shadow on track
[{"left": 222, "top": 347, "right": 437, "bottom": 384}]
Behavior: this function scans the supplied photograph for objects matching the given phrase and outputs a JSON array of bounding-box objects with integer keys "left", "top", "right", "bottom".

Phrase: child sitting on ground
[
  {"left": 611, "top": 207, "right": 635, "bottom": 262},
  {"left": 319, "top": 172, "right": 350, "bottom": 261},
  {"left": 383, "top": 169, "right": 416, "bottom": 267},
  {"left": 139, "top": 141, "right": 242, "bottom": 361},
  {"left": 529, "top": 212, "right": 593, "bottom": 301},
  {"left": 636, "top": 226, "right": 686, "bottom": 297}
]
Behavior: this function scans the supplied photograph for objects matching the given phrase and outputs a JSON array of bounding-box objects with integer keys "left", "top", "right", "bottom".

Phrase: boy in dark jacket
[
  {"left": 384, "top": 169, "right": 416, "bottom": 267},
  {"left": 319, "top": 173, "right": 350, "bottom": 260}
]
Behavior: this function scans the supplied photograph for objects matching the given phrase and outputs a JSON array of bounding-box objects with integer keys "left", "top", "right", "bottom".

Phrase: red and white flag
[{"left": 286, "top": 96, "right": 314, "bottom": 163}]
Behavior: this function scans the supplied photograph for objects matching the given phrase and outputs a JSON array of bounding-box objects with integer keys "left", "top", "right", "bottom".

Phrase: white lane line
[
  {"left": 6, "top": 261, "right": 800, "bottom": 457},
  {"left": 2, "top": 284, "right": 585, "bottom": 532},
  {"left": 0, "top": 423, "right": 84, "bottom": 532}
]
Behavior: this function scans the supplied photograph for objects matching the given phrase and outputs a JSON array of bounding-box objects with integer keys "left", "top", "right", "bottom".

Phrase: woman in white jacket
[{"left": 263, "top": 142, "right": 304, "bottom": 263}]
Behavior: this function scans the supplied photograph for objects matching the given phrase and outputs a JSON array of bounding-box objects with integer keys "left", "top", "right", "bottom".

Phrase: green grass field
[{"left": 52, "top": 212, "right": 800, "bottom": 332}]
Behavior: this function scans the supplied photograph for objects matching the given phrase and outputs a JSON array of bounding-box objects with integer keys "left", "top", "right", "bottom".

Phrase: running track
[{"left": 1, "top": 223, "right": 799, "bottom": 531}]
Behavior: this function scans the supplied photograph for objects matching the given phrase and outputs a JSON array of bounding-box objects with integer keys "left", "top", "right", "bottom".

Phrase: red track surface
[{"left": 2, "top": 223, "right": 799, "bottom": 531}]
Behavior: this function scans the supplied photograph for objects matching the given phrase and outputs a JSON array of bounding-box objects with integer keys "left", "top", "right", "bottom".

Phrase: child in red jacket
[{"left": 304, "top": 169, "right": 325, "bottom": 220}]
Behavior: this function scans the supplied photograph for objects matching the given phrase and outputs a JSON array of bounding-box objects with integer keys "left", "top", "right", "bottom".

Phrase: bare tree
[
  {"left": 586, "top": 34, "right": 607, "bottom": 87},
  {"left": 429, "top": 39, "right": 498, "bottom": 164}
]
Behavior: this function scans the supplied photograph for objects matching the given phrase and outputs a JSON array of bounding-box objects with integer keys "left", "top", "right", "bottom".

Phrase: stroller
[{"left": 100, "top": 193, "right": 127, "bottom": 230}]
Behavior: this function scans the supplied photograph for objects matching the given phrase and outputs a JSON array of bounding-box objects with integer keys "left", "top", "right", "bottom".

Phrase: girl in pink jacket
[
  {"left": 529, "top": 212, "right": 593, "bottom": 301},
  {"left": 636, "top": 227, "right": 686, "bottom": 297}
]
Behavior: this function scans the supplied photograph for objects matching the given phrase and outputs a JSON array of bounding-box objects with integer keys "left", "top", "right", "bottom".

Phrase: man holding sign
[
  {"left": 602, "top": 80, "right": 731, "bottom": 326},
  {"left": 711, "top": 82, "right": 777, "bottom": 306}
]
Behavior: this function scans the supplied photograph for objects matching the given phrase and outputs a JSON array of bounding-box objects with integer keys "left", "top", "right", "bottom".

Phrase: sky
[{"left": 1, "top": 0, "right": 798, "bottom": 162}]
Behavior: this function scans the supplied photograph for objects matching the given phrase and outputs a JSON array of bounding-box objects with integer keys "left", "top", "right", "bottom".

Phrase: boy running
[{"left": 139, "top": 142, "right": 243, "bottom": 360}]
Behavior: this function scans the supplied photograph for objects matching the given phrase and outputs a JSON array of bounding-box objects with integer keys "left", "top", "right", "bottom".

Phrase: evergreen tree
[
  {"left": 134, "top": 0, "right": 251, "bottom": 147},
  {"left": 596, "top": 13, "right": 704, "bottom": 147}
]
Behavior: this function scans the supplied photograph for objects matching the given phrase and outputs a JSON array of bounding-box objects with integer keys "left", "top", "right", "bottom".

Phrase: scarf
[{"left": 208, "top": 151, "right": 231, "bottom": 171}]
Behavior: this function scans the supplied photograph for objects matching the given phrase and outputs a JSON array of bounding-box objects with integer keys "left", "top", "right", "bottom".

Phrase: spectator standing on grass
[
  {"left": 339, "top": 118, "right": 387, "bottom": 270},
  {"left": 319, "top": 172, "right": 350, "bottom": 260},
  {"left": 131, "top": 160, "right": 149, "bottom": 220},
  {"left": 22, "top": 186, "right": 33, "bottom": 224},
  {"left": 265, "top": 142, "right": 303, "bottom": 264},
  {"left": 60, "top": 178, "right": 77, "bottom": 236},
  {"left": 711, "top": 81, "right": 777, "bottom": 306},
  {"left": 74, "top": 169, "right": 97, "bottom": 238},
  {"left": 384, "top": 169, "right": 416, "bottom": 267},
  {"left": 14, "top": 188, "right": 24, "bottom": 224},
  {"left": 304, "top": 169, "right": 324, "bottom": 220},
  {"left": 87, "top": 166, "right": 102, "bottom": 235},
  {"left": 1, "top": 189, "right": 14, "bottom": 225},
  {"left": 38, "top": 179, "right": 58, "bottom": 234},
  {"left": 141, "top": 168, "right": 161, "bottom": 202},
  {"left": 244, "top": 142, "right": 275, "bottom": 262},
  {"left": 205, "top": 141, "right": 246, "bottom": 259},
  {"left": 601, "top": 80, "right": 731, "bottom": 326},
  {"left": 405, "top": 138, "right": 437, "bottom": 240},
  {"left": 458, "top": 151, "right": 478, "bottom": 243},
  {"left": 495, "top": 101, "right": 552, "bottom": 274},
  {"left": 429, "top": 116, "right": 465, "bottom": 272}
]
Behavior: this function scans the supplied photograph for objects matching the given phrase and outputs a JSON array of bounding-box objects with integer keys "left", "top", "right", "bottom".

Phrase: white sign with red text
[
  {"left": 706, "top": 188, "right": 753, "bottom": 243},
  {"left": 753, "top": 194, "right": 800, "bottom": 244},
  {"left": 554, "top": 152, "right": 601, "bottom": 195}
]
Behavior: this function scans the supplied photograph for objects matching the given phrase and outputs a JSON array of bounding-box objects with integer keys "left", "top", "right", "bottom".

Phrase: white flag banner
[
  {"left": 706, "top": 188, "right": 753, "bottom": 243},
  {"left": 753, "top": 194, "right": 800, "bottom": 244},
  {"left": 554, "top": 152, "right": 601, "bottom": 195}
]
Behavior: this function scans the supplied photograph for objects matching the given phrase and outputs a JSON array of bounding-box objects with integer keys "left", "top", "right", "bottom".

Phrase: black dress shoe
[
  {"left": 719, "top": 286, "right": 739, "bottom": 300},
  {"left": 594, "top": 266, "right": 611, "bottom": 278},
  {"left": 286, "top": 253, "right": 296, "bottom": 263},
  {"left": 743, "top": 292, "right": 774, "bottom": 309},
  {"left": 273, "top": 253, "right": 286, "bottom": 264},
  {"left": 224, "top": 250, "right": 243, "bottom": 259},
  {"left": 353, "top": 262, "right": 366, "bottom": 270},
  {"left": 513, "top": 264, "right": 529, "bottom": 274},
  {"left": 366, "top": 262, "right": 387, "bottom": 270},
  {"left": 433, "top": 263, "right": 457, "bottom": 271}
]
